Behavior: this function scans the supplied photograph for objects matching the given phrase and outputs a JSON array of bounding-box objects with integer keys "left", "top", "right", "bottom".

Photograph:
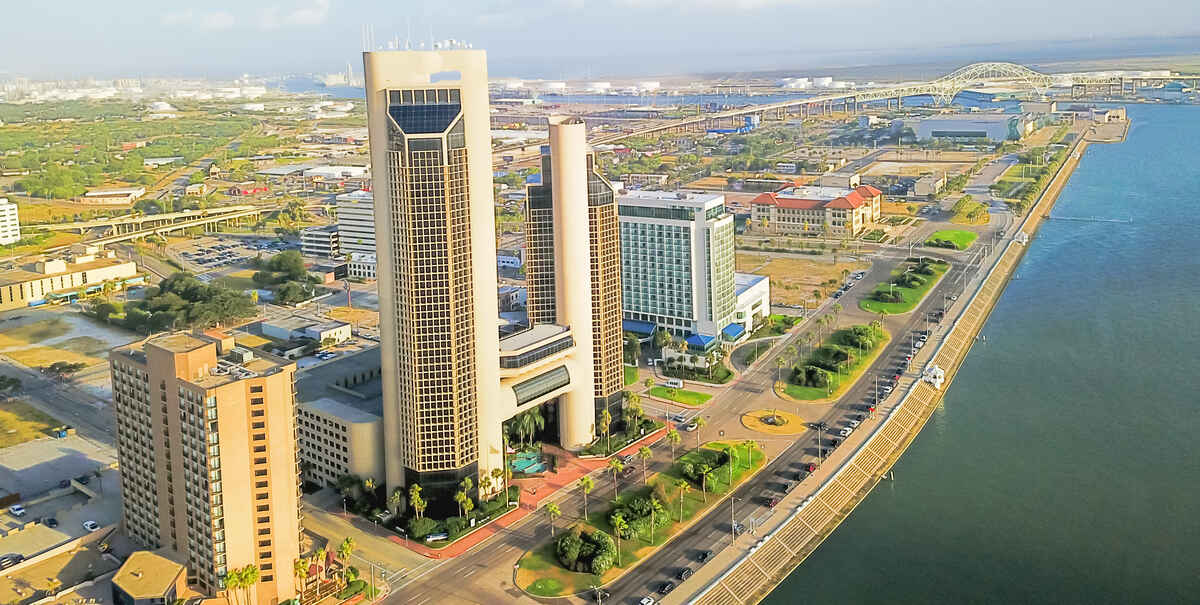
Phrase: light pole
[{"left": 730, "top": 496, "right": 742, "bottom": 543}]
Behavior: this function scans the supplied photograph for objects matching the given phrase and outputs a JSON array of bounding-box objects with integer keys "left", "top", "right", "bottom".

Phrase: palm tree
[
  {"left": 337, "top": 537, "right": 355, "bottom": 581},
  {"left": 599, "top": 408, "right": 613, "bottom": 454},
  {"left": 649, "top": 497, "right": 665, "bottom": 544},
  {"left": 578, "top": 476, "right": 595, "bottom": 519},
  {"left": 607, "top": 458, "right": 625, "bottom": 499},
  {"left": 775, "top": 356, "right": 786, "bottom": 388},
  {"left": 801, "top": 331, "right": 813, "bottom": 358},
  {"left": 812, "top": 288, "right": 821, "bottom": 303},
  {"left": 313, "top": 547, "right": 327, "bottom": 578},
  {"left": 453, "top": 490, "right": 468, "bottom": 518},
  {"left": 666, "top": 429, "right": 682, "bottom": 460},
  {"left": 545, "top": 502, "right": 561, "bottom": 536},
  {"left": 478, "top": 473, "right": 493, "bottom": 501},
  {"left": 611, "top": 514, "right": 628, "bottom": 566},
  {"left": 362, "top": 477, "right": 376, "bottom": 494},
  {"left": 292, "top": 557, "right": 308, "bottom": 589},
  {"left": 234, "top": 565, "right": 259, "bottom": 605},
  {"left": 699, "top": 464, "right": 712, "bottom": 502},
  {"left": 725, "top": 445, "right": 737, "bottom": 485},
  {"left": 409, "top": 483, "right": 425, "bottom": 519},
  {"left": 387, "top": 488, "right": 403, "bottom": 515},
  {"left": 692, "top": 417, "right": 707, "bottom": 449},
  {"left": 637, "top": 446, "right": 653, "bottom": 485},
  {"left": 675, "top": 479, "right": 691, "bottom": 522},
  {"left": 492, "top": 467, "right": 507, "bottom": 503},
  {"left": 832, "top": 303, "right": 843, "bottom": 329}
]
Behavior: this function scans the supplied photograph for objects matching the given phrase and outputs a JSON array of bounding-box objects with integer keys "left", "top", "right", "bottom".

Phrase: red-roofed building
[{"left": 749, "top": 184, "right": 882, "bottom": 237}]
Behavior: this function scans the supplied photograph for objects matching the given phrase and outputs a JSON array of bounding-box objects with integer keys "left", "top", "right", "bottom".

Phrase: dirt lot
[
  {"left": 736, "top": 253, "right": 870, "bottom": 306},
  {"left": 327, "top": 306, "right": 378, "bottom": 328},
  {"left": 0, "top": 311, "right": 138, "bottom": 372},
  {"left": 863, "top": 160, "right": 971, "bottom": 178}
]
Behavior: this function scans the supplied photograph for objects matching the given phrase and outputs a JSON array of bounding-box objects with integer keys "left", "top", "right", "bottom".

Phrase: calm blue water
[{"left": 763, "top": 104, "right": 1200, "bottom": 604}]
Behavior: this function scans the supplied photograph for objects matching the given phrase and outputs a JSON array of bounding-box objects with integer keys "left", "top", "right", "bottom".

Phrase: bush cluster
[
  {"left": 555, "top": 528, "right": 617, "bottom": 575},
  {"left": 607, "top": 495, "right": 671, "bottom": 540}
]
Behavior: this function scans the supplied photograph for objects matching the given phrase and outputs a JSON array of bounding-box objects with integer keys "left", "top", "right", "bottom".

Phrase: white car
[
  {"left": 639, "top": 598, "right": 656, "bottom": 605},
  {"left": 683, "top": 421, "right": 698, "bottom": 432},
  {"left": 7, "top": 505, "right": 25, "bottom": 517},
  {"left": 838, "top": 427, "right": 853, "bottom": 438},
  {"left": 847, "top": 420, "right": 861, "bottom": 429},
  {"left": 82, "top": 520, "right": 100, "bottom": 532}
]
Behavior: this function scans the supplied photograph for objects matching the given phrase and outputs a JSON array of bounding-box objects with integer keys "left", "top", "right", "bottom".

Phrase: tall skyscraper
[
  {"left": 110, "top": 332, "right": 301, "bottom": 605},
  {"left": 526, "top": 116, "right": 625, "bottom": 420},
  {"left": 364, "top": 50, "right": 502, "bottom": 510},
  {"left": 365, "top": 51, "right": 624, "bottom": 512}
]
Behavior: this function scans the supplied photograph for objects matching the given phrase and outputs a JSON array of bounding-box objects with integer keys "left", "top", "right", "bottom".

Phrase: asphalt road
[{"left": 0, "top": 358, "right": 116, "bottom": 447}]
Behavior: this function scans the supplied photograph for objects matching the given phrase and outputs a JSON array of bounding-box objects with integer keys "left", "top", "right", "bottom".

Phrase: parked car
[
  {"left": 838, "top": 427, "right": 853, "bottom": 437},
  {"left": 82, "top": 520, "right": 100, "bottom": 532},
  {"left": 44, "top": 518, "right": 58, "bottom": 528},
  {"left": 639, "top": 598, "right": 656, "bottom": 605},
  {"left": 684, "top": 421, "right": 699, "bottom": 432},
  {"left": 677, "top": 567, "right": 694, "bottom": 581},
  {"left": 732, "top": 522, "right": 748, "bottom": 536},
  {"left": 766, "top": 497, "right": 780, "bottom": 509},
  {"left": 7, "top": 505, "right": 25, "bottom": 517},
  {"left": 847, "top": 419, "right": 860, "bottom": 429},
  {"left": 697, "top": 550, "right": 715, "bottom": 563},
  {"left": 658, "top": 582, "right": 675, "bottom": 595},
  {"left": 0, "top": 554, "right": 24, "bottom": 569}
]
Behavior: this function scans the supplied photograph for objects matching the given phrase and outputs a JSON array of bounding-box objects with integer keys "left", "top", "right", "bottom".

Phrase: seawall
[{"left": 687, "top": 127, "right": 1103, "bottom": 605}]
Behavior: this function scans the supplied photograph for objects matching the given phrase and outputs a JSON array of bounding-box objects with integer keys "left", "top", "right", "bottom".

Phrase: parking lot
[
  {"left": 0, "top": 435, "right": 116, "bottom": 499},
  {"left": 172, "top": 235, "right": 301, "bottom": 275}
]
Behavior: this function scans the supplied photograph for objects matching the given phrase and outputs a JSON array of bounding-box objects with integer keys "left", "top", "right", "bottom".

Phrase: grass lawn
[
  {"left": 0, "top": 318, "right": 71, "bottom": 344},
  {"left": 859, "top": 260, "right": 949, "bottom": 315},
  {"left": 8, "top": 232, "right": 83, "bottom": 257},
  {"left": 516, "top": 441, "right": 765, "bottom": 596},
  {"left": 949, "top": 198, "right": 990, "bottom": 226},
  {"left": 5, "top": 347, "right": 104, "bottom": 369},
  {"left": 0, "top": 400, "right": 61, "bottom": 448},
  {"left": 782, "top": 327, "right": 891, "bottom": 401},
  {"left": 624, "top": 365, "right": 638, "bottom": 386},
  {"left": 649, "top": 386, "right": 711, "bottom": 406},
  {"left": 212, "top": 269, "right": 257, "bottom": 291},
  {"left": 925, "top": 229, "right": 978, "bottom": 251},
  {"left": 747, "top": 314, "right": 799, "bottom": 340}
]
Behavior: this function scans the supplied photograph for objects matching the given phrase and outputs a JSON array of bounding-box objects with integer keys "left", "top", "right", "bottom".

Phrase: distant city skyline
[{"left": 3, "top": 0, "right": 1200, "bottom": 80}]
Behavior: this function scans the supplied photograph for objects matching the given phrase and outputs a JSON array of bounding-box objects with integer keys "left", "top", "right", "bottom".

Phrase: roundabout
[{"left": 741, "top": 409, "right": 808, "bottom": 436}]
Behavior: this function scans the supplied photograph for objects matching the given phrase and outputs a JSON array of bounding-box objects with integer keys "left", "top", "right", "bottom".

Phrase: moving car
[
  {"left": 684, "top": 421, "right": 699, "bottom": 432},
  {"left": 0, "top": 554, "right": 24, "bottom": 569},
  {"left": 7, "top": 505, "right": 25, "bottom": 517},
  {"left": 847, "top": 419, "right": 860, "bottom": 429},
  {"left": 697, "top": 550, "right": 715, "bottom": 563},
  {"left": 82, "top": 520, "right": 100, "bottom": 532}
]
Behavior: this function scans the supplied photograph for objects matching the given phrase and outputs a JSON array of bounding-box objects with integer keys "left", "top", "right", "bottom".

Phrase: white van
[{"left": 665, "top": 378, "right": 683, "bottom": 389}]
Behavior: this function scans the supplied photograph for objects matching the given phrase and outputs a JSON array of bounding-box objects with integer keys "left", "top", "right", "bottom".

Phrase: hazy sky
[{"left": 4, "top": 0, "right": 1199, "bottom": 79}]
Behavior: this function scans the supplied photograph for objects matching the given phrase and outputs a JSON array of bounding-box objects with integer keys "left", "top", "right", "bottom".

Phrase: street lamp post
[{"left": 730, "top": 496, "right": 741, "bottom": 543}]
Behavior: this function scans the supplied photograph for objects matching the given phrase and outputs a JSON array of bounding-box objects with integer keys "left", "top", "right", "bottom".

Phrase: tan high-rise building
[
  {"left": 525, "top": 116, "right": 625, "bottom": 420},
  {"left": 364, "top": 50, "right": 502, "bottom": 511},
  {"left": 110, "top": 333, "right": 301, "bottom": 605},
  {"left": 364, "top": 51, "right": 623, "bottom": 513}
]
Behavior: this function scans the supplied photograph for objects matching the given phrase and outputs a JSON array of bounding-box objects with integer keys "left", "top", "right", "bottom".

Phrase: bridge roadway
[
  {"left": 28, "top": 205, "right": 262, "bottom": 233},
  {"left": 43, "top": 205, "right": 266, "bottom": 253}
]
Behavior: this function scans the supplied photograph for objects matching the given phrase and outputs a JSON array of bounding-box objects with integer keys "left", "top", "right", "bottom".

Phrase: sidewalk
[{"left": 384, "top": 427, "right": 668, "bottom": 559}]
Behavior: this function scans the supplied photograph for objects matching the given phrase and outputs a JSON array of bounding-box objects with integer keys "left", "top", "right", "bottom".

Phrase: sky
[{"left": 3, "top": 0, "right": 1199, "bottom": 80}]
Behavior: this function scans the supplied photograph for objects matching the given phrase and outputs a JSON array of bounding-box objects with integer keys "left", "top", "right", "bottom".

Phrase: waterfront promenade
[{"left": 680, "top": 122, "right": 1116, "bottom": 605}]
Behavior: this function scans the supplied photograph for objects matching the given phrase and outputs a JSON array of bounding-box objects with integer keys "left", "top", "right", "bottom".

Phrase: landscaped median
[
  {"left": 859, "top": 258, "right": 949, "bottom": 315},
  {"left": 648, "top": 385, "right": 712, "bottom": 406},
  {"left": 925, "top": 229, "right": 978, "bottom": 251},
  {"left": 777, "top": 324, "right": 890, "bottom": 402},
  {"left": 516, "top": 441, "right": 766, "bottom": 597}
]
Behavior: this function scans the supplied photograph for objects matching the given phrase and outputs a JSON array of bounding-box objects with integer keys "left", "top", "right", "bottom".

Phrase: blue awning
[
  {"left": 622, "top": 319, "right": 657, "bottom": 336},
  {"left": 721, "top": 323, "right": 746, "bottom": 340},
  {"left": 685, "top": 333, "right": 717, "bottom": 350}
]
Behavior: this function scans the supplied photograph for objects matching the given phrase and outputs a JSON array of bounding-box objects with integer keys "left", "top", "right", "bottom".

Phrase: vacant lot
[
  {"left": 736, "top": 253, "right": 870, "bottom": 306},
  {"left": 212, "top": 269, "right": 257, "bottom": 291},
  {"left": 0, "top": 400, "right": 60, "bottom": 448},
  {"left": 327, "top": 305, "right": 378, "bottom": 328},
  {"left": 0, "top": 312, "right": 137, "bottom": 371},
  {"left": 863, "top": 160, "right": 970, "bottom": 178}
]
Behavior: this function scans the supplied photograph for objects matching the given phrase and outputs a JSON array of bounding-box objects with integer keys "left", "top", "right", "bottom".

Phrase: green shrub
[
  {"left": 406, "top": 516, "right": 439, "bottom": 539},
  {"left": 445, "top": 516, "right": 468, "bottom": 536},
  {"left": 337, "top": 580, "right": 366, "bottom": 599}
]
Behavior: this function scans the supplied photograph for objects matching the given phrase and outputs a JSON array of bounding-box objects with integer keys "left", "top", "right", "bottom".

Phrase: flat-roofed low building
[
  {"left": 295, "top": 347, "right": 385, "bottom": 488},
  {"left": 731, "top": 272, "right": 770, "bottom": 338},
  {"left": 335, "top": 189, "right": 376, "bottom": 256},
  {"left": 0, "top": 253, "right": 140, "bottom": 311},
  {"left": 262, "top": 315, "right": 352, "bottom": 344},
  {"left": 82, "top": 187, "right": 146, "bottom": 205},
  {"left": 301, "top": 224, "right": 339, "bottom": 258},
  {"left": 914, "top": 174, "right": 946, "bottom": 197},
  {"left": 347, "top": 252, "right": 376, "bottom": 280},
  {"left": 111, "top": 550, "right": 189, "bottom": 605}
]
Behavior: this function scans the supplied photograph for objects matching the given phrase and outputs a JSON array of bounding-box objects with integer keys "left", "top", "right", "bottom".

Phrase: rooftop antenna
[{"left": 406, "top": 18, "right": 412, "bottom": 50}]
